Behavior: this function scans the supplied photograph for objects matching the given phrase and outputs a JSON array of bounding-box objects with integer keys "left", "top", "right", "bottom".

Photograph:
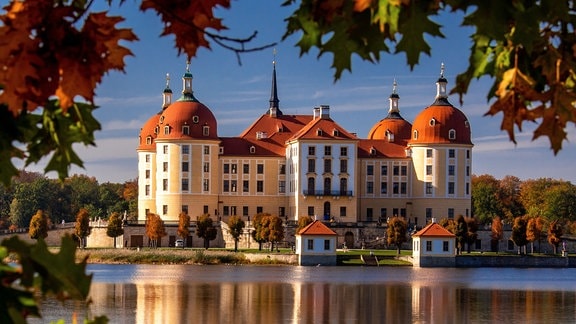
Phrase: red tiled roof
[
  {"left": 288, "top": 117, "right": 358, "bottom": 142},
  {"left": 412, "top": 222, "right": 455, "bottom": 237},
  {"left": 357, "top": 139, "right": 410, "bottom": 159},
  {"left": 298, "top": 220, "right": 337, "bottom": 236}
]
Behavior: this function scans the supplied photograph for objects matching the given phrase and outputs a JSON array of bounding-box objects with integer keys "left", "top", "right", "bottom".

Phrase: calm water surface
[{"left": 32, "top": 265, "right": 576, "bottom": 324}]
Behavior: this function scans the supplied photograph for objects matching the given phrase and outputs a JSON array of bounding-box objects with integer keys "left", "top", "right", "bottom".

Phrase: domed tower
[
  {"left": 367, "top": 80, "right": 412, "bottom": 145},
  {"left": 138, "top": 62, "right": 221, "bottom": 222},
  {"left": 408, "top": 64, "right": 473, "bottom": 223},
  {"left": 137, "top": 73, "right": 173, "bottom": 220}
]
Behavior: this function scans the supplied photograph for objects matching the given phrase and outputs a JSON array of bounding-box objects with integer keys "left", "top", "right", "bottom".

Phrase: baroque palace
[{"left": 136, "top": 61, "right": 473, "bottom": 248}]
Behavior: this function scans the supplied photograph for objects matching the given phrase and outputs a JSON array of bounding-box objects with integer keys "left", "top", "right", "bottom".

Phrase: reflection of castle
[{"left": 137, "top": 61, "right": 473, "bottom": 246}]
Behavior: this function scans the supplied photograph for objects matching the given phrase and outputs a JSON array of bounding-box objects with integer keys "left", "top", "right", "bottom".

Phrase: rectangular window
[
  {"left": 223, "top": 206, "right": 229, "bottom": 216},
  {"left": 279, "top": 164, "right": 286, "bottom": 174},
  {"left": 203, "top": 205, "right": 209, "bottom": 214},
  {"left": 380, "top": 182, "right": 387, "bottom": 194},
  {"left": 182, "top": 179, "right": 189, "bottom": 191},
  {"left": 257, "top": 206, "right": 263, "bottom": 214},
  {"left": 426, "top": 241, "right": 432, "bottom": 252},
  {"left": 340, "top": 206, "right": 346, "bottom": 217},
  {"left": 340, "top": 160, "right": 347, "bottom": 173},
  {"left": 443, "top": 241, "right": 449, "bottom": 252},
  {"left": 279, "top": 181, "right": 286, "bottom": 193},
  {"left": 400, "top": 208, "right": 406, "bottom": 217},
  {"left": 223, "top": 180, "right": 229, "bottom": 192},
  {"left": 204, "top": 145, "right": 210, "bottom": 155},
  {"left": 231, "top": 180, "right": 237, "bottom": 192},
  {"left": 308, "top": 159, "right": 315, "bottom": 173},
  {"left": 448, "top": 208, "right": 454, "bottom": 219},
  {"left": 308, "top": 146, "right": 315, "bottom": 156},
  {"left": 278, "top": 207, "right": 285, "bottom": 217},
  {"left": 223, "top": 164, "right": 230, "bottom": 174},
  {"left": 393, "top": 166, "right": 399, "bottom": 176},
  {"left": 243, "top": 163, "right": 249, "bottom": 174},
  {"left": 366, "top": 208, "right": 373, "bottom": 221},
  {"left": 163, "top": 205, "right": 168, "bottom": 215},
  {"left": 467, "top": 150, "right": 470, "bottom": 159},
  {"left": 203, "top": 179, "right": 209, "bottom": 191},
  {"left": 256, "top": 180, "right": 263, "bottom": 192},
  {"left": 182, "top": 162, "right": 189, "bottom": 172},
  {"left": 145, "top": 169, "right": 150, "bottom": 179},
  {"left": 449, "top": 149, "right": 455, "bottom": 158},
  {"left": 380, "top": 208, "right": 387, "bottom": 219},
  {"left": 401, "top": 166, "right": 407, "bottom": 176},
  {"left": 163, "top": 179, "right": 168, "bottom": 191},
  {"left": 393, "top": 182, "right": 399, "bottom": 194},
  {"left": 243, "top": 180, "right": 249, "bottom": 192},
  {"left": 425, "top": 182, "right": 433, "bottom": 194},
  {"left": 324, "top": 145, "right": 331, "bottom": 156},
  {"left": 448, "top": 182, "right": 455, "bottom": 194},
  {"left": 307, "top": 239, "right": 314, "bottom": 250},
  {"left": 257, "top": 164, "right": 264, "bottom": 174},
  {"left": 393, "top": 208, "right": 399, "bottom": 217},
  {"left": 182, "top": 205, "right": 188, "bottom": 214},
  {"left": 400, "top": 182, "right": 407, "bottom": 194},
  {"left": 381, "top": 165, "right": 388, "bottom": 176},
  {"left": 308, "top": 206, "right": 314, "bottom": 216},
  {"left": 163, "top": 162, "right": 168, "bottom": 172},
  {"left": 324, "top": 239, "right": 331, "bottom": 250},
  {"left": 324, "top": 159, "right": 332, "bottom": 173},
  {"left": 426, "top": 149, "right": 433, "bottom": 158},
  {"left": 448, "top": 165, "right": 455, "bottom": 176},
  {"left": 204, "top": 162, "right": 210, "bottom": 172},
  {"left": 426, "top": 208, "right": 432, "bottom": 219},
  {"left": 231, "top": 164, "right": 237, "bottom": 174},
  {"left": 145, "top": 185, "right": 150, "bottom": 196},
  {"left": 182, "top": 145, "right": 189, "bottom": 154},
  {"left": 145, "top": 154, "right": 150, "bottom": 163},
  {"left": 243, "top": 206, "right": 249, "bottom": 216},
  {"left": 466, "top": 182, "right": 470, "bottom": 195},
  {"left": 426, "top": 165, "right": 432, "bottom": 175},
  {"left": 367, "top": 165, "right": 374, "bottom": 175},
  {"left": 466, "top": 166, "right": 470, "bottom": 176},
  {"left": 163, "top": 145, "right": 168, "bottom": 154},
  {"left": 340, "top": 147, "right": 347, "bottom": 156},
  {"left": 367, "top": 181, "right": 374, "bottom": 194}
]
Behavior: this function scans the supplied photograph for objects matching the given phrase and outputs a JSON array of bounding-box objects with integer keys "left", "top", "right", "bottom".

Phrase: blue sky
[{"left": 17, "top": 1, "right": 576, "bottom": 184}]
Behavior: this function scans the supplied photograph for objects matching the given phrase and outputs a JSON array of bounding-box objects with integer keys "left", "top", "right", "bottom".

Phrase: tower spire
[
  {"left": 386, "top": 79, "right": 403, "bottom": 119},
  {"left": 269, "top": 49, "right": 281, "bottom": 117},
  {"left": 162, "top": 73, "right": 173, "bottom": 108},
  {"left": 434, "top": 62, "right": 450, "bottom": 105},
  {"left": 178, "top": 59, "right": 198, "bottom": 102}
]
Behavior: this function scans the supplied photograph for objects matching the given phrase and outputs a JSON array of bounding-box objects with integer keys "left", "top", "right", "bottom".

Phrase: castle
[{"left": 136, "top": 61, "right": 473, "bottom": 248}]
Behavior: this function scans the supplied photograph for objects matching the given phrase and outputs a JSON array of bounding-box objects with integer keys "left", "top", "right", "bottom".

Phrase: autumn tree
[
  {"left": 386, "top": 217, "right": 408, "bottom": 255},
  {"left": 177, "top": 212, "right": 191, "bottom": 248},
  {"left": 196, "top": 214, "right": 218, "bottom": 250},
  {"left": 3, "top": 1, "right": 576, "bottom": 185},
  {"left": 74, "top": 208, "right": 91, "bottom": 248},
  {"left": 526, "top": 216, "right": 544, "bottom": 254},
  {"left": 511, "top": 216, "right": 529, "bottom": 255},
  {"left": 297, "top": 215, "right": 314, "bottom": 233},
  {"left": 497, "top": 175, "right": 526, "bottom": 221},
  {"left": 265, "top": 215, "right": 284, "bottom": 252},
  {"left": 251, "top": 213, "right": 269, "bottom": 251},
  {"left": 472, "top": 175, "right": 503, "bottom": 224},
  {"left": 491, "top": 216, "right": 504, "bottom": 253},
  {"left": 29, "top": 209, "right": 49, "bottom": 240},
  {"left": 227, "top": 215, "right": 245, "bottom": 252},
  {"left": 107, "top": 211, "right": 124, "bottom": 248},
  {"left": 547, "top": 220, "right": 563, "bottom": 255},
  {"left": 438, "top": 218, "right": 457, "bottom": 234},
  {"left": 455, "top": 215, "right": 468, "bottom": 255},
  {"left": 465, "top": 217, "right": 478, "bottom": 253},
  {"left": 145, "top": 213, "right": 166, "bottom": 248}
]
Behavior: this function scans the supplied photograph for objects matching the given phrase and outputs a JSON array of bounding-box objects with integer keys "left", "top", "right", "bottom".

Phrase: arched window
[
  {"left": 203, "top": 125, "right": 209, "bottom": 136},
  {"left": 448, "top": 129, "right": 456, "bottom": 140},
  {"left": 429, "top": 118, "right": 436, "bottom": 126},
  {"left": 164, "top": 126, "right": 170, "bottom": 135},
  {"left": 182, "top": 125, "right": 190, "bottom": 135},
  {"left": 307, "top": 177, "right": 315, "bottom": 195},
  {"left": 324, "top": 177, "right": 331, "bottom": 195},
  {"left": 413, "top": 130, "right": 418, "bottom": 140},
  {"left": 340, "top": 178, "right": 348, "bottom": 195}
]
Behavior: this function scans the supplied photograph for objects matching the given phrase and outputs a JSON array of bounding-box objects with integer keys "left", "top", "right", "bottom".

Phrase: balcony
[{"left": 302, "top": 190, "right": 353, "bottom": 197}]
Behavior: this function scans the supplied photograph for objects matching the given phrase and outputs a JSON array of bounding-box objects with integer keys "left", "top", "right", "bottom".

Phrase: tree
[
  {"left": 547, "top": 220, "right": 563, "bottom": 255},
  {"left": 29, "top": 209, "right": 49, "bottom": 240},
  {"left": 106, "top": 211, "right": 124, "bottom": 248},
  {"left": 438, "top": 218, "right": 457, "bottom": 234},
  {"left": 266, "top": 215, "right": 284, "bottom": 252},
  {"left": 2, "top": 1, "right": 575, "bottom": 185},
  {"left": 227, "top": 215, "right": 245, "bottom": 252},
  {"left": 177, "top": 212, "right": 191, "bottom": 248},
  {"left": 74, "top": 208, "right": 91, "bottom": 248},
  {"left": 526, "top": 216, "right": 544, "bottom": 254},
  {"left": 145, "top": 213, "right": 166, "bottom": 248},
  {"left": 471, "top": 175, "right": 503, "bottom": 224},
  {"left": 497, "top": 175, "right": 525, "bottom": 221},
  {"left": 491, "top": 216, "right": 504, "bottom": 253},
  {"left": 386, "top": 217, "right": 407, "bottom": 255},
  {"left": 251, "top": 213, "right": 269, "bottom": 251},
  {"left": 465, "top": 217, "right": 478, "bottom": 253},
  {"left": 511, "top": 216, "right": 529, "bottom": 255},
  {"left": 455, "top": 215, "right": 468, "bottom": 255},
  {"left": 297, "top": 215, "right": 314, "bottom": 234},
  {"left": 196, "top": 214, "right": 217, "bottom": 250}
]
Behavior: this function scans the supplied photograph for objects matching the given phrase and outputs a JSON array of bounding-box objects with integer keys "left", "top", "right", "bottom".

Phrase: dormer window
[
  {"left": 317, "top": 128, "right": 323, "bottom": 136},
  {"left": 164, "top": 126, "right": 170, "bottom": 135},
  {"left": 250, "top": 146, "right": 256, "bottom": 154},
  {"left": 193, "top": 115, "right": 199, "bottom": 123},
  {"left": 146, "top": 136, "right": 152, "bottom": 145},
  {"left": 219, "top": 147, "right": 224, "bottom": 154},
  {"left": 154, "top": 126, "right": 159, "bottom": 135},
  {"left": 182, "top": 125, "right": 190, "bottom": 135},
  {"left": 448, "top": 129, "right": 456, "bottom": 140},
  {"left": 413, "top": 130, "right": 418, "bottom": 140},
  {"left": 333, "top": 129, "right": 340, "bottom": 137},
  {"left": 203, "top": 125, "right": 210, "bottom": 136},
  {"left": 369, "top": 147, "right": 376, "bottom": 156},
  {"left": 159, "top": 116, "right": 165, "bottom": 124},
  {"left": 429, "top": 118, "right": 436, "bottom": 126},
  {"left": 386, "top": 129, "right": 394, "bottom": 142},
  {"left": 464, "top": 120, "right": 470, "bottom": 128}
]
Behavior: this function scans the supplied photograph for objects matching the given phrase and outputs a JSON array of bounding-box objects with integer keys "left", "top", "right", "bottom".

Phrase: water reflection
[{"left": 32, "top": 265, "right": 576, "bottom": 324}]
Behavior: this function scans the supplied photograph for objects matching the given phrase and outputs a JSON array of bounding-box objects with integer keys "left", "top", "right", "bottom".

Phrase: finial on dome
[
  {"left": 273, "top": 48, "right": 277, "bottom": 67},
  {"left": 178, "top": 59, "right": 197, "bottom": 102},
  {"left": 440, "top": 62, "right": 445, "bottom": 78},
  {"left": 165, "top": 73, "right": 170, "bottom": 88},
  {"left": 434, "top": 62, "right": 449, "bottom": 103},
  {"left": 392, "top": 78, "right": 398, "bottom": 95},
  {"left": 186, "top": 60, "right": 191, "bottom": 73},
  {"left": 388, "top": 78, "right": 400, "bottom": 115},
  {"left": 162, "top": 72, "right": 173, "bottom": 108}
]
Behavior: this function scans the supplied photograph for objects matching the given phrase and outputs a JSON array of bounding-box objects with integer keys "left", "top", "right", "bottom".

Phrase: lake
[{"left": 31, "top": 264, "right": 576, "bottom": 323}]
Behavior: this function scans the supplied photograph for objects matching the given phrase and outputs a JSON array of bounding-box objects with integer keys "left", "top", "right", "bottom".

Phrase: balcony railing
[{"left": 302, "top": 190, "right": 353, "bottom": 197}]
